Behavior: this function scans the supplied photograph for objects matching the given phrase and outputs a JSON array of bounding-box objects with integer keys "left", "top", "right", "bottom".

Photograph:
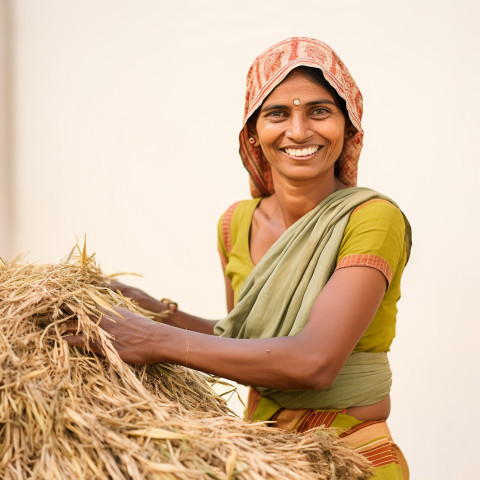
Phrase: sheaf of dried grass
[{"left": 0, "top": 247, "right": 372, "bottom": 480}]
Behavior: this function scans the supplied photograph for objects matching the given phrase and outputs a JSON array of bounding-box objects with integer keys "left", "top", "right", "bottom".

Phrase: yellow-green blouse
[{"left": 218, "top": 197, "right": 408, "bottom": 353}]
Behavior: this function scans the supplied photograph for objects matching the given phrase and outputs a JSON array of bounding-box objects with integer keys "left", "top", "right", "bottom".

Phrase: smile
[{"left": 283, "top": 146, "right": 320, "bottom": 157}]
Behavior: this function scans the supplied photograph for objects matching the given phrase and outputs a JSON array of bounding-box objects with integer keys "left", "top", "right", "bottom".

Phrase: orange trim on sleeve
[
  {"left": 220, "top": 201, "right": 240, "bottom": 255},
  {"left": 336, "top": 254, "right": 392, "bottom": 284}
]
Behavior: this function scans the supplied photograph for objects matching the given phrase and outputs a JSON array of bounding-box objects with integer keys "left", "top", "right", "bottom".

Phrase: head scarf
[{"left": 240, "top": 37, "right": 364, "bottom": 197}]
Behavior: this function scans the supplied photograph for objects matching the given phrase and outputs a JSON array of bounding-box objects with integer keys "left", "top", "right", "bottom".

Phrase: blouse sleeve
[
  {"left": 335, "top": 199, "right": 407, "bottom": 285},
  {"left": 217, "top": 201, "right": 241, "bottom": 262},
  {"left": 217, "top": 213, "right": 228, "bottom": 261}
]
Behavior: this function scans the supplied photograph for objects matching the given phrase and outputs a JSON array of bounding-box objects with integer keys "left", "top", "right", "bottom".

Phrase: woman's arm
[
  {"left": 67, "top": 266, "right": 386, "bottom": 390},
  {"left": 164, "top": 310, "right": 217, "bottom": 335},
  {"left": 162, "top": 266, "right": 386, "bottom": 389},
  {"left": 219, "top": 253, "right": 235, "bottom": 314},
  {"left": 109, "top": 281, "right": 217, "bottom": 335}
]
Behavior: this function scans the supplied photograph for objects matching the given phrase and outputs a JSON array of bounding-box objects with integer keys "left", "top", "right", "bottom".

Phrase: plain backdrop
[{"left": 1, "top": 1, "right": 479, "bottom": 478}]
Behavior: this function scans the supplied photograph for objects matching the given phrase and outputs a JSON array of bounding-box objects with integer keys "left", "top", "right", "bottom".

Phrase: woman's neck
[{"left": 268, "top": 174, "right": 339, "bottom": 228}]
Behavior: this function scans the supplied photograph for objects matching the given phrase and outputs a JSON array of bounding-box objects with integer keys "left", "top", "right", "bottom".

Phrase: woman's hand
[
  {"left": 63, "top": 306, "right": 163, "bottom": 364},
  {"left": 108, "top": 280, "right": 166, "bottom": 315},
  {"left": 109, "top": 280, "right": 217, "bottom": 335}
]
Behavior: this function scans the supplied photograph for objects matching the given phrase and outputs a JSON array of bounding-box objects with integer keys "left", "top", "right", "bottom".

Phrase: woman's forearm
[
  {"left": 162, "top": 310, "right": 217, "bottom": 335},
  {"left": 147, "top": 323, "right": 331, "bottom": 390},
  {"left": 109, "top": 282, "right": 217, "bottom": 335}
]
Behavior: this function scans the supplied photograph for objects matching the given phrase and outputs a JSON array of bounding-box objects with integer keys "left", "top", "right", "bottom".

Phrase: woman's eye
[
  {"left": 313, "top": 107, "right": 330, "bottom": 115},
  {"left": 266, "top": 111, "right": 286, "bottom": 120}
]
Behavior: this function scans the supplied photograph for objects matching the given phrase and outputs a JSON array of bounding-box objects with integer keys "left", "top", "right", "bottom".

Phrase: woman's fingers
[
  {"left": 63, "top": 333, "right": 106, "bottom": 357},
  {"left": 108, "top": 280, "right": 127, "bottom": 292},
  {"left": 60, "top": 306, "right": 122, "bottom": 336},
  {"left": 60, "top": 303, "right": 158, "bottom": 364},
  {"left": 62, "top": 319, "right": 81, "bottom": 333},
  {"left": 107, "top": 283, "right": 163, "bottom": 314},
  {"left": 61, "top": 310, "right": 109, "bottom": 355},
  {"left": 63, "top": 333, "right": 85, "bottom": 347},
  {"left": 108, "top": 281, "right": 137, "bottom": 298}
]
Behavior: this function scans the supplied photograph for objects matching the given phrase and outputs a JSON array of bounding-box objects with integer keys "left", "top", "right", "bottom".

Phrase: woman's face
[{"left": 252, "top": 70, "right": 347, "bottom": 186}]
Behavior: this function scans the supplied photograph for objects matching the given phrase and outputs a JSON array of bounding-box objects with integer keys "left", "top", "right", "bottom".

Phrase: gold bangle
[{"left": 160, "top": 298, "right": 178, "bottom": 316}]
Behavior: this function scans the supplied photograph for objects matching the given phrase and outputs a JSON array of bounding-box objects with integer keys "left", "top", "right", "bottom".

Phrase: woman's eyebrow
[
  {"left": 261, "top": 99, "right": 337, "bottom": 112},
  {"left": 305, "top": 99, "right": 337, "bottom": 107},
  {"left": 261, "top": 104, "right": 288, "bottom": 112}
]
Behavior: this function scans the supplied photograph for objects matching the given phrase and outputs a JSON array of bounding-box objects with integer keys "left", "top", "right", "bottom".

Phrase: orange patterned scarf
[{"left": 239, "top": 37, "right": 364, "bottom": 197}]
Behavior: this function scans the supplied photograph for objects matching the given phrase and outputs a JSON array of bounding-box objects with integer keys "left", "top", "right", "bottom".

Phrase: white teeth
[{"left": 284, "top": 146, "right": 319, "bottom": 157}]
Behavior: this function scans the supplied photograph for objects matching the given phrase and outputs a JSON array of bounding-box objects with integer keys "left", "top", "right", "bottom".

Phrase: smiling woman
[
  {"left": 65, "top": 37, "right": 412, "bottom": 480},
  {"left": 250, "top": 69, "right": 349, "bottom": 194}
]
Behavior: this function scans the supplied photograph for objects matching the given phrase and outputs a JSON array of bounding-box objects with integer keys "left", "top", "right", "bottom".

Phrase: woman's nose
[{"left": 285, "top": 115, "right": 313, "bottom": 142}]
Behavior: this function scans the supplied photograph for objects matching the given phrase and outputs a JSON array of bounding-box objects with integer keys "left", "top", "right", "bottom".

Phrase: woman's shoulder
[
  {"left": 339, "top": 187, "right": 408, "bottom": 228},
  {"left": 218, "top": 197, "right": 263, "bottom": 229},
  {"left": 217, "top": 197, "right": 263, "bottom": 256},
  {"left": 342, "top": 189, "right": 408, "bottom": 242},
  {"left": 351, "top": 196, "right": 405, "bottom": 223}
]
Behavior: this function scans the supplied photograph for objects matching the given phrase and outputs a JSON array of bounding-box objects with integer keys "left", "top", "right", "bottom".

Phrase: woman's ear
[
  {"left": 248, "top": 135, "right": 260, "bottom": 147},
  {"left": 345, "top": 122, "right": 357, "bottom": 139},
  {"left": 247, "top": 119, "right": 261, "bottom": 147}
]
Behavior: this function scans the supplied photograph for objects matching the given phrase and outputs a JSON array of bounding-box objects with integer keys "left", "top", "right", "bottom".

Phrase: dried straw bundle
[{"left": 0, "top": 250, "right": 372, "bottom": 480}]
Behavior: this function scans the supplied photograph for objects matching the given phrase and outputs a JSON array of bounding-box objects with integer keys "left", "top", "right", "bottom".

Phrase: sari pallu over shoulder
[{"left": 214, "top": 187, "right": 412, "bottom": 409}]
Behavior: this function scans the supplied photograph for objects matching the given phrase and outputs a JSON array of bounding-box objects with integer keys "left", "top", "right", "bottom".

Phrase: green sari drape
[{"left": 215, "top": 187, "right": 411, "bottom": 409}]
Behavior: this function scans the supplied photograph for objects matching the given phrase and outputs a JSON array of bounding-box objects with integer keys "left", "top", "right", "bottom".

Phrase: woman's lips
[{"left": 283, "top": 146, "right": 321, "bottom": 157}]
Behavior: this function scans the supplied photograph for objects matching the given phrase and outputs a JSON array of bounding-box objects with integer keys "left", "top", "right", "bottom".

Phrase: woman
[{"left": 66, "top": 37, "right": 411, "bottom": 479}]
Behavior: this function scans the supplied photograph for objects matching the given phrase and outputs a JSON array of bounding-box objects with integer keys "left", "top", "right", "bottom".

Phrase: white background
[{"left": 1, "top": 1, "right": 479, "bottom": 478}]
